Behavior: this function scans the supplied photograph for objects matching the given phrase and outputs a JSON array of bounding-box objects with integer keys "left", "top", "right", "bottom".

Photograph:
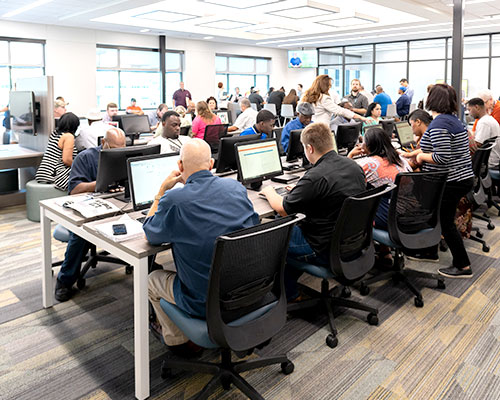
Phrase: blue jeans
[
  {"left": 285, "top": 226, "right": 328, "bottom": 300},
  {"left": 58, "top": 232, "right": 91, "bottom": 286}
]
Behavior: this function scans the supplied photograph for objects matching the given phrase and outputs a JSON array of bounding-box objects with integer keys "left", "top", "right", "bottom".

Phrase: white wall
[{"left": 0, "top": 20, "right": 316, "bottom": 116}]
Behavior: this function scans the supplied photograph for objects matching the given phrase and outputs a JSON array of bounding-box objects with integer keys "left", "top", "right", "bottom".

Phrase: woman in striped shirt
[
  {"left": 35, "top": 112, "right": 80, "bottom": 191},
  {"left": 403, "top": 84, "right": 474, "bottom": 278}
]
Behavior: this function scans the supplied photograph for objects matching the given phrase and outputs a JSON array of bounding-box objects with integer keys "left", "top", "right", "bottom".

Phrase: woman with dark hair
[
  {"left": 35, "top": 112, "right": 79, "bottom": 191},
  {"left": 206, "top": 96, "right": 218, "bottom": 111},
  {"left": 362, "top": 102, "right": 382, "bottom": 134},
  {"left": 402, "top": 83, "right": 474, "bottom": 278},
  {"left": 192, "top": 101, "right": 221, "bottom": 139},
  {"left": 283, "top": 88, "right": 299, "bottom": 113}
]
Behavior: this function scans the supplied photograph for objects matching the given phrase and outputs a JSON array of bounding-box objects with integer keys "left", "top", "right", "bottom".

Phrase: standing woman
[
  {"left": 191, "top": 101, "right": 221, "bottom": 139},
  {"left": 362, "top": 102, "right": 382, "bottom": 134},
  {"left": 35, "top": 112, "right": 79, "bottom": 191},
  {"left": 403, "top": 83, "right": 474, "bottom": 278},
  {"left": 302, "top": 75, "right": 366, "bottom": 127}
]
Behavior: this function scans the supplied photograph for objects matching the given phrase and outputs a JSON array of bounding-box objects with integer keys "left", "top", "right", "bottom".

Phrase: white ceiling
[{"left": 1, "top": 0, "right": 500, "bottom": 48}]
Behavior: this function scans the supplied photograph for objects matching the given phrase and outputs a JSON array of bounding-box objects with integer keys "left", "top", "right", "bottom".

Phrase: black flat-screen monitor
[
  {"left": 215, "top": 133, "right": 261, "bottom": 173},
  {"left": 121, "top": 115, "right": 151, "bottom": 135},
  {"left": 286, "top": 129, "right": 312, "bottom": 167},
  {"left": 235, "top": 138, "right": 283, "bottom": 190},
  {"left": 112, "top": 115, "right": 125, "bottom": 129},
  {"left": 96, "top": 144, "right": 160, "bottom": 200},
  {"left": 9, "top": 91, "right": 36, "bottom": 135},
  {"left": 380, "top": 118, "right": 395, "bottom": 138},
  {"left": 336, "top": 123, "right": 361, "bottom": 152}
]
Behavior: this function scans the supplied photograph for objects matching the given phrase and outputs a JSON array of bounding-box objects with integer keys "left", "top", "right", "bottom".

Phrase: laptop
[
  {"left": 216, "top": 111, "right": 229, "bottom": 125},
  {"left": 395, "top": 122, "right": 416, "bottom": 148}
]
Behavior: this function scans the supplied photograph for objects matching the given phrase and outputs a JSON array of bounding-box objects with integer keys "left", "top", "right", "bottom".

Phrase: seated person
[
  {"left": 396, "top": 87, "right": 411, "bottom": 118},
  {"left": 249, "top": 88, "right": 264, "bottom": 111},
  {"left": 206, "top": 96, "right": 218, "bottom": 111},
  {"left": 362, "top": 102, "right": 382, "bottom": 134},
  {"left": 55, "top": 128, "right": 127, "bottom": 302},
  {"left": 75, "top": 108, "right": 109, "bottom": 151},
  {"left": 260, "top": 123, "right": 366, "bottom": 300},
  {"left": 145, "top": 139, "right": 259, "bottom": 353},
  {"left": 240, "top": 109, "right": 275, "bottom": 139},
  {"left": 281, "top": 102, "right": 314, "bottom": 152},
  {"left": 330, "top": 101, "right": 358, "bottom": 133},
  {"left": 102, "top": 102, "right": 118, "bottom": 123},
  {"left": 147, "top": 103, "right": 168, "bottom": 130},
  {"left": 191, "top": 101, "right": 221, "bottom": 139},
  {"left": 148, "top": 111, "right": 190, "bottom": 154},
  {"left": 468, "top": 97, "right": 500, "bottom": 168},
  {"left": 126, "top": 98, "right": 144, "bottom": 115},
  {"left": 227, "top": 98, "right": 258, "bottom": 132},
  {"left": 36, "top": 112, "right": 80, "bottom": 192}
]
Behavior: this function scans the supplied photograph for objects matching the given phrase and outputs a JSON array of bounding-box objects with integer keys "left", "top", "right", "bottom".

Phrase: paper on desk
[
  {"left": 55, "top": 195, "right": 121, "bottom": 218},
  {"left": 92, "top": 214, "right": 144, "bottom": 242}
]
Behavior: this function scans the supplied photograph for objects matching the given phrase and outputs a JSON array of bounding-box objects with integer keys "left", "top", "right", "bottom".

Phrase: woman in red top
[{"left": 191, "top": 101, "right": 221, "bottom": 139}]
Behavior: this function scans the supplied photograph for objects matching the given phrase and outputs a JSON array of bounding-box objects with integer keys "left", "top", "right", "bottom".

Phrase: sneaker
[
  {"left": 168, "top": 340, "right": 204, "bottom": 358},
  {"left": 406, "top": 252, "right": 439, "bottom": 263},
  {"left": 438, "top": 266, "right": 473, "bottom": 279},
  {"left": 54, "top": 279, "right": 74, "bottom": 302}
]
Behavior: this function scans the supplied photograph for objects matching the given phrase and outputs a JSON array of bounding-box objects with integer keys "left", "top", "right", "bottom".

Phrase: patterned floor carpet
[{"left": 1, "top": 203, "right": 499, "bottom": 400}]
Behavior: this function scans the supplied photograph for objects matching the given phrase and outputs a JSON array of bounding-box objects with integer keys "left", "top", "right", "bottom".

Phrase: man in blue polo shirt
[
  {"left": 281, "top": 102, "right": 314, "bottom": 152},
  {"left": 55, "top": 127, "right": 126, "bottom": 302},
  {"left": 240, "top": 109, "right": 275, "bottom": 139},
  {"left": 373, "top": 85, "right": 393, "bottom": 117},
  {"left": 146, "top": 139, "right": 259, "bottom": 354}
]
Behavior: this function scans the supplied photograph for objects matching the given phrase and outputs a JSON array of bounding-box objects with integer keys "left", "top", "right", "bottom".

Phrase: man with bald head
[
  {"left": 145, "top": 139, "right": 259, "bottom": 355},
  {"left": 55, "top": 128, "right": 126, "bottom": 302}
]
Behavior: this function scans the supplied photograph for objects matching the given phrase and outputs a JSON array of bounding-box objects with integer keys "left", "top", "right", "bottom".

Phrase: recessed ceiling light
[
  {"left": 247, "top": 27, "right": 299, "bottom": 36},
  {"left": 268, "top": 1, "right": 340, "bottom": 19},
  {"left": 317, "top": 13, "right": 379, "bottom": 28},
  {"left": 2, "top": 0, "right": 53, "bottom": 18},
  {"left": 197, "top": 20, "right": 253, "bottom": 30},
  {"left": 202, "top": 0, "right": 283, "bottom": 9},
  {"left": 203, "top": 36, "right": 214, "bottom": 40},
  {"left": 140, "top": 29, "right": 150, "bottom": 32},
  {"left": 134, "top": 10, "right": 199, "bottom": 23}
]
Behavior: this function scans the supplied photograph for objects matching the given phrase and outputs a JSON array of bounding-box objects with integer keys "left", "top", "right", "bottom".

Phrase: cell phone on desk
[{"left": 112, "top": 223, "right": 127, "bottom": 235}]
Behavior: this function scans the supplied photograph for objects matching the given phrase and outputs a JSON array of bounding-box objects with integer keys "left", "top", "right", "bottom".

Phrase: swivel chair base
[
  {"left": 287, "top": 279, "right": 379, "bottom": 348},
  {"left": 469, "top": 227, "right": 490, "bottom": 252},
  {"left": 161, "top": 348, "right": 294, "bottom": 400}
]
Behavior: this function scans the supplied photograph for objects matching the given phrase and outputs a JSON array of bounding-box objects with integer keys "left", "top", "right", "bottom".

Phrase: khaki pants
[{"left": 148, "top": 270, "right": 189, "bottom": 346}]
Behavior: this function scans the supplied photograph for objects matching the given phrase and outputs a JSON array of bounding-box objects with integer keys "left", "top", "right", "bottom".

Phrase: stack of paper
[{"left": 92, "top": 215, "right": 144, "bottom": 242}]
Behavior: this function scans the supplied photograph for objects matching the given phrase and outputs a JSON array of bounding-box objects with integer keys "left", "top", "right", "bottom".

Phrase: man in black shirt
[
  {"left": 267, "top": 87, "right": 285, "bottom": 118},
  {"left": 249, "top": 88, "right": 265, "bottom": 111},
  {"left": 261, "top": 122, "right": 366, "bottom": 300}
]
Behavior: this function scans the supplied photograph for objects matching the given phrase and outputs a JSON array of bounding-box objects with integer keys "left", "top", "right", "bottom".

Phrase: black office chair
[
  {"left": 287, "top": 185, "right": 393, "bottom": 348},
  {"left": 158, "top": 214, "right": 304, "bottom": 399},
  {"left": 203, "top": 124, "right": 229, "bottom": 153},
  {"left": 179, "top": 126, "right": 190, "bottom": 136},
  {"left": 335, "top": 123, "right": 361, "bottom": 153},
  {"left": 272, "top": 127, "right": 285, "bottom": 156},
  {"left": 380, "top": 119, "right": 395, "bottom": 138},
  {"left": 359, "top": 171, "right": 448, "bottom": 308}
]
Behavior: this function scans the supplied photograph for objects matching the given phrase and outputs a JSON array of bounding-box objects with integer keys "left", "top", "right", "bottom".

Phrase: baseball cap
[
  {"left": 399, "top": 86, "right": 407, "bottom": 92},
  {"left": 297, "top": 102, "right": 315, "bottom": 116},
  {"left": 86, "top": 108, "right": 102, "bottom": 120},
  {"left": 256, "top": 109, "right": 276, "bottom": 123}
]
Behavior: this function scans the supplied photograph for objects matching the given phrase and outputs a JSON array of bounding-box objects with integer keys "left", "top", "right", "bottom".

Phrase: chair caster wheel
[
  {"left": 476, "top": 231, "right": 483, "bottom": 239},
  {"left": 487, "top": 222, "right": 495, "bottom": 230},
  {"left": 437, "top": 280, "right": 446, "bottom": 289},
  {"left": 482, "top": 244, "right": 490, "bottom": 252},
  {"left": 414, "top": 297, "right": 424, "bottom": 308},
  {"left": 76, "top": 278, "right": 86, "bottom": 290},
  {"left": 125, "top": 265, "right": 133, "bottom": 274},
  {"left": 341, "top": 287, "right": 351, "bottom": 298},
  {"left": 221, "top": 373, "right": 232, "bottom": 390},
  {"left": 160, "top": 367, "right": 171, "bottom": 380},
  {"left": 367, "top": 313, "right": 379, "bottom": 325},
  {"left": 359, "top": 284, "right": 370, "bottom": 296},
  {"left": 326, "top": 334, "right": 338, "bottom": 348},
  {"left": 281, "top": 361, "right": 294, "bottom": 375}
]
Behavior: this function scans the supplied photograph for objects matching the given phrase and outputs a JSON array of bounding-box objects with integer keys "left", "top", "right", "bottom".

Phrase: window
[
  {"left": 165, "top": 52, "right": 183, "bottom": 103},
  {"left": 376, "top": 42, "right": 407, "bottom": 62},
  {"left": 0, "top": 39, "right": 45, "bottom": 108},
  {"left": 215, "top": 55, "right": 270, "bottom": 96},
  {"left": 408, "top": 61, "right": 445, "bottom": 103},
  {"left": 320, "top": 67, "right": 343, "bottom": 96},
  {"left": 410, "top": 39, "right": 445, "bottom": 61},
  {"left": 375, "top": 62, "right": 407, "bottom": 99},
  {"left": 319, "top": 47, "right": 342, "bottom": 65}
]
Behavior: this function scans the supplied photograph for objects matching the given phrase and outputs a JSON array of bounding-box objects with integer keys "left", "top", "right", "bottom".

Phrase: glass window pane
[
  {"left": 345, "top": 64, "right": 373, "bottom": 96},
  {"left": 120, "top": 49, "right": 159, "bottom": 69},
  {"left": 228, "top": 57, "right": 254, "bottom": 73},
  {"left": 491, "top": 59, "right": 500, "bottom": 100},
  {"left": 166, "top": 72, "right": 182, "bottom": 107},
  {"left": 345, "top": 45, "right": 373, "bottom": 63},
  {"left": 374, "top": 62, "right": 407, "bottom": 99},
  {"left": 255, "top": 75, "right": 269, "bottom": 93},
  {"left": 409, "top": 60, "right": 445, "bottom": 105},
  {"left": 319, "top": 47, "right": 342, "bottom": 65},
  {"left": 0, "top": 67, "right": 10, "bottom": 108},
  {"left": 215, "top": 56, "right": 227, "bottom": 72},
  {"left": 96, "top": 70, "right": 119, "bottom": 110},
  {"left": 492, "top": 34, "right": 500, "bottom": 57},
  {"left": 120, "top": 71, "right": 160, "bottom": 109},
  {"left": 462, "top": 58, "right": 488, "bottom": 98},
  {"left": 320, "top": 67, "right": 343, "bottom": 99},
  {"left": 228, "top": 74, "right": 254, "bottom": 96},
  {"left": 166, "top": 52, "right": 181, "bottom": 70},
  {"left": 256, "top": 59, "right": 268, "bottom": 73},
  {"left": 449, "top": 35, "right": 489, "bottom": 58},
  {"left": 11, "top": 67, "right": 44, "bottom": 86},
  {"left": 376, "top": 42, "right": 407, "bottom": 62},
  {"left": 97, "top": 47, "right": 118, "bottom": 68},
  {"left": 410, "top": 39, "right": 445, "bottom": 60},
  {"left": 0, "top": 41, "right": 8, "bottom": 64},
  {"left": 10, "top": 42, "right": 44, "bottom": 66}
]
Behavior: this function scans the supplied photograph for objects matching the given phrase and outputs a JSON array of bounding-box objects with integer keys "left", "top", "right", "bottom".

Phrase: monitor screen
[
  {"left": 216, "top": 133, "right": 261, "bottom": 173},
  {"left": 121, "top": 115, "right": 150, "bottom": 135},
  {"left": 235, "top": 139, "right": 282, "bottom": 186},
  {"left": 9, "top": 91, "right": 35, "bottom": 134},
  {"left": 396, "top": 122, "right": 415, "bottom": 146},
  {"left": 216, "top": 111, "right": 229, "bottom": 125},
  {"left": 128, "top": 153, "right": 181, "bottom": 210},
  {"left": 287, "top": 50, "right": 318, "bottom": 68}
]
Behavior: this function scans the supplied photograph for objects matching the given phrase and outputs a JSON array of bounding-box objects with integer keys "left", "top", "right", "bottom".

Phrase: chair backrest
[
  {"left": 386, "top": 104, "right": 397, "bottom": 117},
  {"left": 329, "top": 185, "right": 394, "bottom": 281},
  {"left": 250, "top": 103, "right": 257, "bottom": 111},
  {"left": 469, "top": 140, "right": 495, "bottom": 204},
  {"left": 203, "top": 124, "right": 229, "bottom": 153},
  {"left": 206, "top": 214, "right": 303, "bottom": 352},
  {"left": 264, "top": 103, "right": 277, "bottom": 116},
  {"left": 409, "top": 103, "right": 417, "bottom": 113},
  {"left": 180, "top": 126, "right": 190, "bottom": 136},
  {"left": 387, "top": 171, "right": 448, "bottom": 249},
  {"left": 281, "top": 104, "right": 294, "bottom": 118}
]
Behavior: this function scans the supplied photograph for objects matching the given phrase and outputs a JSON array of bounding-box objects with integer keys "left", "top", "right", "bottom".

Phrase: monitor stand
[
  {"left": 245, "top": 181, "right": 263, "bottom": 191},
  {"left": 109, "top": 183, "right": 130, "bottom": 203}
]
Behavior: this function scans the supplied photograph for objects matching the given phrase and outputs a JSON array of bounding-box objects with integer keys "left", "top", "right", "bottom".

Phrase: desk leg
[
  {"left": 41, "top": 206, "right": 53, "bottom": 308},
  {"left": 134, "top": 257, "right": 150, "bottom": 400}
]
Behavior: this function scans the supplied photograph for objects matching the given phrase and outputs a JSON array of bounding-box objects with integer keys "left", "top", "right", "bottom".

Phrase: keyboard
[
  {"left": 136, "top": 216, "right": 146, "bottom": 224},
  {"left": 258, "top": 186, "right": 289, "bottom": 199}
]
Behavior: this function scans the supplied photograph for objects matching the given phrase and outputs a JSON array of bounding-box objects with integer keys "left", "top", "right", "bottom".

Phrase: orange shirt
[
  {"left": 126, "top": 105, "right": 142, "bottom": 113},
  {"left": 491, "top": 100, "right": 500, "bottom": 126}
]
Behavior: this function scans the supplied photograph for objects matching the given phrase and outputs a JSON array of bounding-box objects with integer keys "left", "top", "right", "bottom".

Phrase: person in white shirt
[
  {"left": 468, "top": 97, "right": 500, "bottom": 168},
  {"left": 227, "top": 98, "right": 258, "bottom": 132},
  {"left": 75, "top": 108, "right": 109, "bottom": 151},
  {"left": 148, "top": 111, "right": 190, "bottom": 154},
  {"left": 360, "top": 85, "right": 374, "bottom": 104},
  {"left": 102, "top": 102, "right": 118, "bottom": 123},
  {"left": 301, "top": 75, "right": 366, "bottom": 127}
]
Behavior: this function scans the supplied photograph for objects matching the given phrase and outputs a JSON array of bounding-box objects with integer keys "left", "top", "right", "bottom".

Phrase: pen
[
  {"left": 402, "top": 147, "right": 411, "bottom": 152},
  {"left": 410, "top": 143, "right": 415, "bottom": 150}
]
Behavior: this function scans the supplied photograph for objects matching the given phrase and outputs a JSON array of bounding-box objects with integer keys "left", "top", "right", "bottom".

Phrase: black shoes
[
  {"left": 55, "top": 279, "right": 74, "bottom": 302},
  {"left": 438, "top": 266, "right": 473, "bottom": 278},
  {"left": 405, "top": 251, "right": 439, "bottom": 263}
]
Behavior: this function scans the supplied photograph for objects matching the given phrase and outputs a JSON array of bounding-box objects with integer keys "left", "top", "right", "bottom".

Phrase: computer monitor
[
  {"left": 235, "top": 138, "right": 283, "bottom": 190},
  {"left": 215, "top": 133, "right": 261, "bottom": 173},
  {"left": 216, "top": 111, "right": 229, "bottom": 125},
  {"left": 364, "top": 124, "right": 382, "bottom": 135},
  {"left": 121, "top": 115, "right": 151, "bottom": 135},
  {"left": 380, "top": 118, "right": 395, "bottom": 138},
  {"left": 336, "top": 123, "right": 361, "bottom": 152},
  {"left": 227, "top": 102, "right": 240, "bottom": 125},
  {"left": 96, "top": 144, "right": 161, "bottom": 201},
  {"left": 286, "top": 129, "right": 311, "bottom": 168},
  {"left": 9, "top": 91, "right": 36, "bottom": 135},
  {"left": 395, "top": 122, "right": 415, "bottom": 147},
  {"left": 127, "top": 153, "right": 180, "bottom": 211},
  {"left": 112, "top": 115, "right": 125, "bottom": 130}
]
